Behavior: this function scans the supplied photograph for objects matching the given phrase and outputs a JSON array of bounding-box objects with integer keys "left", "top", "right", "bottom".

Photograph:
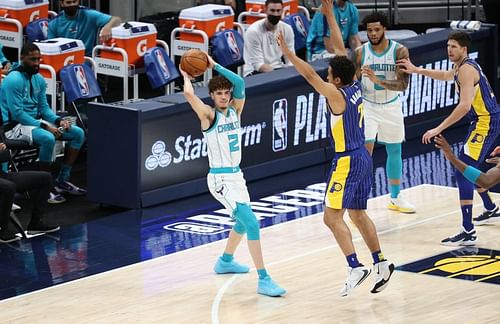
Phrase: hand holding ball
[{"left": 180, "top": 49, "right": 209, "bottom": 77}]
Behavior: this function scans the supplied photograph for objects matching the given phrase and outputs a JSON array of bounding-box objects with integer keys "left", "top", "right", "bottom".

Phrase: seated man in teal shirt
[
  {"left": 1, "top": 43, "right": 86, "bottom": 204},
  {"left": 48, "top": 0, "right": 121, "bottom": 56},
  {"left": 306, "top": 0, "right": 361, "bottom": 61}
]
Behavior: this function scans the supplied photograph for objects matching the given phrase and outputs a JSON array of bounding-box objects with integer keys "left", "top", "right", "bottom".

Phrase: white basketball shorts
[{"left": 363, "top": 100, "right": 405, "bottom": 144}]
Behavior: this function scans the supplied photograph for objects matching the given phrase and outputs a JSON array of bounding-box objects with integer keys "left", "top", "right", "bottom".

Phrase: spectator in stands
[
  {"left": 0, "top": 141, "right": 60, "bottom": 243},
  {"left": 306, "top": 0, "right": 361, "bottom": 61},
  {"left": 48, "top": 0, "right": 122, "bottom": 57},
  {"left": 243, "top": 0, "right": 295, "bottom": 76},
  {"left": 0, "top": 43, "right": 11, "bottom": 74},
  {"left": 0, "top": 43, "right": 86, "bottom": 204}
]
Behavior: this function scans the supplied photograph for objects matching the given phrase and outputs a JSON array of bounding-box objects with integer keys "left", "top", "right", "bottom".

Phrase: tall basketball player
[
  {"left": 398, "top": 31, "right": 500, "bottom": 245},
  {"left": 355, "top": 12, "right": 416, "bottom": 214},
  {"left": 277, "top": 0, "right": 394, "bottom": 296},
  {"left": 180, "top": 53, "right": 286, "bottom": 297}
]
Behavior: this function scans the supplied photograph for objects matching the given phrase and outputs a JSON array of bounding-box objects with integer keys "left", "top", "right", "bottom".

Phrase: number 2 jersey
[{"left": 203, "top": 106, "right": 241, "bottom": 169}]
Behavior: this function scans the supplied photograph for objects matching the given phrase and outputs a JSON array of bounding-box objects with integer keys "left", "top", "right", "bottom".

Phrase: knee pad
[
  {"left": 232, "top": 217, "right": 247, "bottom": 235},
  {"left": 455, "top": 169, "right": 475, "bottom": 200},
  {"left": 385, "top": 143, "right": 402, "bottom": 180},
  {"left": 234, "top": 202, "right": 260, "bottom": 240}
]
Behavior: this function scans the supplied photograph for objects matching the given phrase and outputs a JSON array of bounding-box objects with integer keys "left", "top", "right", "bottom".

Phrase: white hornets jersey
[
  {"left": 361, "top": 39, "right": 400, "bottom": 104},
  {"left": 203, "top": 107, "right": 242, "bottom": 168}
]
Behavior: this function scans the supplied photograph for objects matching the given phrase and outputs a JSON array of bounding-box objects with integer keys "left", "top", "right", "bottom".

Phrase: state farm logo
[{"left": 145, "top": 140, "right": 172, "bottom": 171}]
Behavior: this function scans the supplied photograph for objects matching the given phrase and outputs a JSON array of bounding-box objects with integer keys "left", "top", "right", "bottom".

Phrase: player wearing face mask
[
  {"left": 243, "top": 0, "right": 295, "bottom": 76},
  {"left": 48, "top": 0, "right": 121, "bottom": 57}
]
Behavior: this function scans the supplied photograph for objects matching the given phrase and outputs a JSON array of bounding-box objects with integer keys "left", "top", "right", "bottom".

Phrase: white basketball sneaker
[
  {"left": 371, "top": 260, "right": 395, "bottom": 293},
  {"left": 388, "top": 194, "right": 416, "bottom": 213},
  {"left": 340, "top": 265, "right": 371, "bottom": 297}
]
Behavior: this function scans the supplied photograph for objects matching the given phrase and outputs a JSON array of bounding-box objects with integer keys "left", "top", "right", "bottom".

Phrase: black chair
[{"left": 0, "top": 131, "right": 28, "bottom": 239}]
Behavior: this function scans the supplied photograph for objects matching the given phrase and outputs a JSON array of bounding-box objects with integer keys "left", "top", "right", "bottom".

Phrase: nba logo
[
  {"left": 155, "top": 49, "right": 170, "bottom": 79},
  {"left": 293, "top": 16, "right": 307, "bottom": 38},
  {"left": 73, "top": 66, "right": 89, "bottom": 96},
  {"left": 272, "top": 99, "right": 287, "bottom": 152},
  {"left": 39, "top": 20, "right": 49, "bottom": 39},
  {"left": 225, "top": 31, "right": 241, "bottom": 61}
]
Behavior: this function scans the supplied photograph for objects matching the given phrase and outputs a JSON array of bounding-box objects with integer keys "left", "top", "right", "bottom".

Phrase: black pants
[{"left": 0, "top": 171, "right": 52, "bottom": 229}]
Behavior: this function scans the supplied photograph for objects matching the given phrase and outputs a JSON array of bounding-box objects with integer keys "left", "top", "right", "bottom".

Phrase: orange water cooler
[
  {"left": 244, "top": 0, "right": 298, "bottom": 23},
  {"left": 178, "top": 4, "right": 234, "bottom": 43},
  {"left": 100, "top": 21, "right": 157, "bottom": 68},
  {"left": 0, "top": 0, "right": 49, "bottom": 27},
  {"left": 34, "top": 38, "right": 85, "bottom": 77}
]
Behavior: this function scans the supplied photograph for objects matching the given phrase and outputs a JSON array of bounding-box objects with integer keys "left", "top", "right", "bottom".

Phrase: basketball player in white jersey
[
  {"left": 180, "top": 53, "right": 286, "bottom": 297},
  {"left": 354, "top": 11, "right": 416, "bottom": 214}
]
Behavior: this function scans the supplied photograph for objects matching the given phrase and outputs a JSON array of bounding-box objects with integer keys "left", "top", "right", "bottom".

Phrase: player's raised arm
[
  {"left": 276, "top": 31, "right": 345, "bottom": 114},
  {"left": 205, "top": 53, "right": 246, "bottom": 114},
  {"left": 180, "top": 67, "right": 213, "bottom": 128},
  {"left": 321, "top": 0, "right": 347, "bottom": 57}
]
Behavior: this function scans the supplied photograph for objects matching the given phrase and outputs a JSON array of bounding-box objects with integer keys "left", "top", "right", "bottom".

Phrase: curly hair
[
  {"left": 208, "top": 76, "right": 232, "bottom": 94},
  {"left": 362, "top": 11, "right": 389, "bottom": 28}
]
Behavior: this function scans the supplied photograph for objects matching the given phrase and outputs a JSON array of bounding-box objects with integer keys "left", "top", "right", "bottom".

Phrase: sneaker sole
[
  {"left": 473, "top": 217, "right": 500, "bottom": 226},
  {"left": 27, "top": 226, "right": 61, "bottom": 235},
  {"left": 371, "top": 263, "right": 395, "bottom": 293},
  {"left": 440, "top": 239, "right": 478, "bottom": 247},
  {"left": 387, "top": 204, "right": 416, "bottom": 214}
]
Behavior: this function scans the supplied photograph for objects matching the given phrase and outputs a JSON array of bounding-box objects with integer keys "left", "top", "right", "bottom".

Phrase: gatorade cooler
[
  {"left": 245, "top": 0, "right": 298, "bottom": 23},
  {"left": 35, "top": 38, "right": 85, "bottom": 77},
  {"left": 101, "top": 21, "right": 157, "bottom": 68},
  {"left": 0, "top": 0, "right": 49, "bottom": 27},
  {"left": 179, "top": 4, "right": 234, "bottom": 43}
]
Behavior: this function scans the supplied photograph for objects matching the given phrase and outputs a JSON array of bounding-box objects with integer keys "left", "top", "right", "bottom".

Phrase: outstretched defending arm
[
  {"left": 397, "top": 57, "right": 454, "bottom": 81},
  {"left": 276, "top": 30, "right": 345, "bottom": 114},
  {"left": 434, "top": 135, "right": 500, "bottom": 189}
]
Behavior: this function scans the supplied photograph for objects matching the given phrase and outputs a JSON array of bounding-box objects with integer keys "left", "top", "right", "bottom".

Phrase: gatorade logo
[
  {"left": 283, "top": 5, "right": 291, "bottom": 16},
  {"left": 30, "top": 10, "right": 40, "bottom": 22},
  {"left": 64, "top": 55, "right": 75, "bottom": 66},
  {"left": 215, "top": 21, "right": 226, "bottom": 32},
  {"left": 137, "top": 39, "right": 148, "bottom": 57}
]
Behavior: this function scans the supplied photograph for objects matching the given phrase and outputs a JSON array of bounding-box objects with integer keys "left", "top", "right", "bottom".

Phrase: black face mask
[
  {"left": 267, "top": 14, "right": 280, "bottom": 26},
  {"left": 63, "top": 5, "right": 79, "bottom": 17}
]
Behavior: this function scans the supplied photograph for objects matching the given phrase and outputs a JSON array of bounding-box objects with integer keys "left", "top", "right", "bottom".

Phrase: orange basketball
[{"left": 180, "top": 49, "right": 209, "bottom": 77}]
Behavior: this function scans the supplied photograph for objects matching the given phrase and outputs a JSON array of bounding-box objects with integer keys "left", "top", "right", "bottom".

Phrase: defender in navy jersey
[
  {"left": 181, "top": 53, "right": 285, "bottom": 297},
  {"left": 399, "top": 31, "right": 500, "bottom": 246},
  {"left": 278, "top": 0, "right": 394, "bottom": 297}
]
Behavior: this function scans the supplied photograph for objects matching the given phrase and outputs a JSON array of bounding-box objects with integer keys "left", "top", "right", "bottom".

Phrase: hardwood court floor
[{"left": 1, "top": 184, "right": 499, "bottom": 324}]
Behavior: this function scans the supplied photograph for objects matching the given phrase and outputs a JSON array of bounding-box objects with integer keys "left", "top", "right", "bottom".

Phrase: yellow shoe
[{"left": 388, "top": 194, "right": 416, "bottom": 213}]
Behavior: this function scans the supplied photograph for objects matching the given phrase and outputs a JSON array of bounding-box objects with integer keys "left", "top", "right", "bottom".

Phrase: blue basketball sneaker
[
  {"left": 214, "top": 258, "right": 250, "bottom": 274},
  {"left": 473, "top": 207, "right": 500, "bottom": 225},
  {"left": 257, "top": 276, "right": 286, "bottom": 297},
  {"left": 441, "top": 228, "right": 477, "bottom": 246}
]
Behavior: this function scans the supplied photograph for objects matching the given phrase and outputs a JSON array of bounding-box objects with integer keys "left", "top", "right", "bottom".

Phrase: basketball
[{"left": 180, "top": 49, "right": 209, "bottom": 77}]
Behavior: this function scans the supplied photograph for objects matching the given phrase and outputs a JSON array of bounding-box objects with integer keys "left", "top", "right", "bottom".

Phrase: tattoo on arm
[{"left": 379, "top": 46, "right": 410, "bottom": 91}]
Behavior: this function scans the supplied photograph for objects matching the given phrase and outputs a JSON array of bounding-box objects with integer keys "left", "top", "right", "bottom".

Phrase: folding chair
[{"left": 59, "top": 63, "right": 103, "bottom": 133}]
